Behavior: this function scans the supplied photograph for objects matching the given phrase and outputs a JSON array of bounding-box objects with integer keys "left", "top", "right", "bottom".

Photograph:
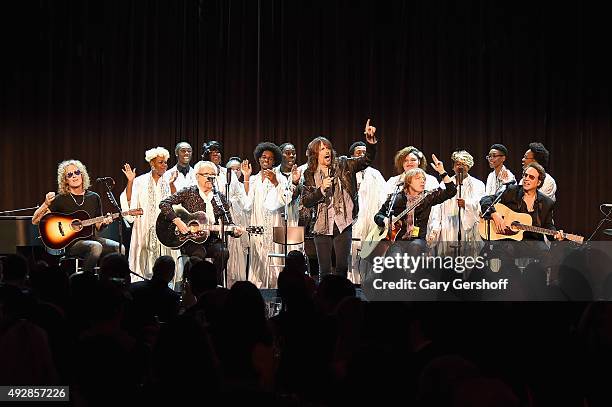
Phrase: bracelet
[
  {"left": 439, "top": 172, "right": 448, "bottom": 178},
  {"left": 244, "top": 181, "right": 250, "bottom": 183}
]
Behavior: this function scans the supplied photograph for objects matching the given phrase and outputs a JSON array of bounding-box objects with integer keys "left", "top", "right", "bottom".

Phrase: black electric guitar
[
  {"left": 156, "top": 206, "right": 264, "bottom": 249},
  {"left": 38, "top": 209, "right": 143, "bottom": 250}
]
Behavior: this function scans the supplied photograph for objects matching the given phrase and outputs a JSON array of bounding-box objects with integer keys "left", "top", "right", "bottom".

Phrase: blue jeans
[{"left": 68, "top": 237, "right": 123, "bottom": 273}]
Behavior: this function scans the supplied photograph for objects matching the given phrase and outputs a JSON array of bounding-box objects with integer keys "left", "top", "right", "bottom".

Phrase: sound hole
[{"left": 71, "top": 220, "right": 83, "bottom": 232}]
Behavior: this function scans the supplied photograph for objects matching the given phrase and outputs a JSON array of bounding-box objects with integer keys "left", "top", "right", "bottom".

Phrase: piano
[{"left": 0, "top": 216, "right": 43, "bottom": 254}]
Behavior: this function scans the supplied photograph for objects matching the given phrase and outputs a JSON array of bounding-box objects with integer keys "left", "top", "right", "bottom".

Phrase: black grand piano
[{"left": 0, "top": 216, "right": 43, "bottom": 255}]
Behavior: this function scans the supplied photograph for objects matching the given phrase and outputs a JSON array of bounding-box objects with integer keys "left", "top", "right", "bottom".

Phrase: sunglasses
[
  {"left": 522, "top": 172, "right": 537, "bottom": 181},
  {"left": 486, "top": 154, "right": 504, "bottom": 160},
  {"left": 66, "top": 169, "right": 82, "bottom": 178}
]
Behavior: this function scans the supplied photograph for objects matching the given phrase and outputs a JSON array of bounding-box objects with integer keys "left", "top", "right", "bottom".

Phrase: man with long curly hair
[
  {"left": 301, "top": 119, "right": 378, "bottom": 279},
  {"left": 32, "top": 160, "right": 120, "bottom": 272}
]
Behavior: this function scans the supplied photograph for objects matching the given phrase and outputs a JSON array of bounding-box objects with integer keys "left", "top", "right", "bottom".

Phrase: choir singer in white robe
[{"left": 121, "top": 147, "right": 180, "bottom": 281}]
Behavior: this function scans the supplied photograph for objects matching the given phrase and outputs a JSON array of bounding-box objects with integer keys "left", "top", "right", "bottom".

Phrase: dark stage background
[{"left": 2, "top": 0, "right": 611, "bottom": 239}]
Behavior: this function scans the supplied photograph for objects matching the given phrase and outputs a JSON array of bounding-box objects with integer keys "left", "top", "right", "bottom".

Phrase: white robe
[
  {"left": 120, "top": 172, "right": 180, "bottom": 281},
  {"left": 226, "top": 179, "right": 249, "bottom": 287},
  {"left": 429, "top": 174, "right": 486, "bottom": 258},
  {"left": 163, "top": 164, "right": 196, "bottom": 192},
  {"left": 352, "top": 167, "right": 388, "bottom": 282},
  {"left": 243, "top": 172, "right": 293, "bottom": 288}
]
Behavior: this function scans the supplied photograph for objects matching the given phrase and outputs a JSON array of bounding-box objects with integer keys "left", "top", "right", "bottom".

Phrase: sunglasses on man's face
[
  {"left": 522, "top": 172, "right": 537, "bottom": 181},
  {"left": 66, "top": 169, "right": 82, "bottom": 179}
]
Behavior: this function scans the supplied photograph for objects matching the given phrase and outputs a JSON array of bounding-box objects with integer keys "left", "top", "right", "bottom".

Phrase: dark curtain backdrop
[{"left": 2, "top": 0, "right": 611, "bottom": 238}]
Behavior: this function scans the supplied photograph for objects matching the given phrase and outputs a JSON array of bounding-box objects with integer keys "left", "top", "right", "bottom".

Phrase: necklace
[{"left": 70, "top": 192, "right": 85, "bottom": 206}]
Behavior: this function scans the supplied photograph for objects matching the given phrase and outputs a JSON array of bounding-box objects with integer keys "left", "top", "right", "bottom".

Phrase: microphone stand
[
  {"left": 452, "top": 171, "right": 464, "bottom": 257},
  {"left": 102, "top": 179, "right": 125, "bottom": 256},
  {"left": 387, "top": 183, "right": 403, "bottom": 239},
  {"left": 212, "top": 181, "right": 231, "bottom": 288},
  {"left": 481, "top": 184, "right": 510, "bottom": 242}
]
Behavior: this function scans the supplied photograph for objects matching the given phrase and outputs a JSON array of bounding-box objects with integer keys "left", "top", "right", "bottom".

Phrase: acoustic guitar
[
  {"left": 39, "top": 209, "right": 143, "bottom": 250},
  {"left": 478, "top": 203, "right": 584, "bottom": 244},
  {"left": 155, "top": 206, "right": 264, "bottom": 249}
]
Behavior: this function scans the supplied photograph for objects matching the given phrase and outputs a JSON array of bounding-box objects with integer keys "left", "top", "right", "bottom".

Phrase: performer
[
  {"left": 480, "top": 162, "right": 563, "bottom": 242},
  {"left": 202, "top": 140, "right": 230, "bottom": 194},
  {"left": 224, "top": 157, "right": 250, "bottom": 287},
  {"left": 349, "top": 141, "right": 387, "bottom": 281},
  {"left": 121, "top": 147, "right": 180, "bottom": 281},
  {"left": 274, "top": 143, "right": 301, "bottom": 227},
  {"left": 374, "top": 155, "right": 457, "bottom": 256},
  {"left": 159, "top": 161, "right": 244, "bottom": 285},
  {"left": 32, "top": 160, "right": 120, "bottom": 273},
  {"left": 428, "top": 150, "right": 486, "bottom": 257},
  {"left": 301, "top": 119, "right": 378, "bottom": 279},
  {"left": 241, "top": 142, "right": 298, "bottom": 288},
  {"left": 520, "top": 142, "right": 557, "bottom": 201},
  {"left": 386, "top": 146, "right": 440, "bottom": 195},
  {"left": 485, "top": 143, "right": 516, "bottom": 195},
  {"left": 164, "top": 141, "right": 196, "bottom": 192}
]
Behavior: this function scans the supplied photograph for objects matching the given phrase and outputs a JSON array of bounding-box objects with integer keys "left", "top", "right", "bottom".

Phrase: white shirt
[
  {"left": 164, "top": 164, "right": 196, "bottom": 192},
  {"left": 198, "top": 189, "right": 216, "bottom": 224}
]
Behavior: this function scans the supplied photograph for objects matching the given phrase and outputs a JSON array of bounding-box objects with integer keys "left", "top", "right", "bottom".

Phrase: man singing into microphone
[
  {"left": 159, "top": 161, "right": 244, "bottom": 286},
  {"left": 428, "top": 150, "right": 485, "bottom": 256},
  {"left": 301, "top": 119, "right": 378, "bottom": 279}
]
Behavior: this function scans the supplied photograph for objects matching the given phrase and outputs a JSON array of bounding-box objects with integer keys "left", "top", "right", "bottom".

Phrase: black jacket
[
  {"left": 479, "top": 185, "right": 555, "bottom": 241},
  {"left": 301, "top": 141, "right": 377, "bottom": 221},
  {"left": 374, "top": 182, "right": 457, "bottom": 240}
]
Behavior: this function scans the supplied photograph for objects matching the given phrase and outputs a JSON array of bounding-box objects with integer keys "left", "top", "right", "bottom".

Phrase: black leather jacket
[
  {"left": 374, "top": 182, "right": 457, "bottom": 239},
  {"left": 301, "top": 141, "right": 377, "bottom": 221},
  {"left": 479, "top": 185, "right": 555, "bottom": 241}
]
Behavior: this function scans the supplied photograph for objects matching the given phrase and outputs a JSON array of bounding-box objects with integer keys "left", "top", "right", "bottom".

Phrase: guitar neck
[
  {"left": 391, "top": 193, "right": 427, "bottom": 224},
  {"left": 513, "top": 223, "right": 583, "bottom": 243},
  {"left": 80, "top": 211, "right": 123, "bottom": 227}
]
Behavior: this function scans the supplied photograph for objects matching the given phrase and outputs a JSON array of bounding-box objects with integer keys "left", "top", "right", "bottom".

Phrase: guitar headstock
[
  {"left": 129, "top": 208, "right": 144, "bottom": 216},
  {"left": 567, "top": 234, "right": 584, "bottom": 244},
  {"left": 246, "top": 226, "right": 265, "bottom": 235}
]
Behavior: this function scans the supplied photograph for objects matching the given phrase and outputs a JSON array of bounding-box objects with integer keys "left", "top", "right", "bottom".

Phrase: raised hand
[
  {"left": 122, "top": 163, "right": 136, "bottom": 182},
  {"left": 364, "top": 118, "right": 377, "bottom": 143},
  {"left": 241, "top": 159, "right": 252, "bottom": 179},
  {"left": 169, "top": 170, "right": 179, "bottom": 184},
  {"left": 263, "top": 169, "right": 279, "bottom": 186},
  {"left": 291, "top": 164, "right": 301, "bottom": 184},
  {"left": 430, "top": 154, "right": 445, "bottom": 174},
  {"left": 499, "top": 167, "right": 511, "bottom": 183},
  {"left": 44, "top": 192, "right": 56, "bottom": 207}
]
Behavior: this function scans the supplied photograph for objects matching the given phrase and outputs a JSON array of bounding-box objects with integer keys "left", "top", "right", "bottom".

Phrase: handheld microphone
[
  {"left": 206, "top": 176, "right": 217, "bottom": 181},
  {"left": 96, "top": 177, "right": 115, "bottom": 184},
  {"left": 456, "top": 168, "right": 465, "bottom": 185},
  {"left": 602, "top": 203, "right": 612, "bottom": 208}
]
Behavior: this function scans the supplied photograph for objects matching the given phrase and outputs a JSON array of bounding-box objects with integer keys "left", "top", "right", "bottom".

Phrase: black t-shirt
[{"left": 48, "top": 191, "right": 103, "bottom": 227}]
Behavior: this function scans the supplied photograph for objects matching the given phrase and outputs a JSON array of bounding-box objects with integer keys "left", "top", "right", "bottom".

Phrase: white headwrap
[{"left": 451, "top": 150, "right": 474, "bottom": 169}]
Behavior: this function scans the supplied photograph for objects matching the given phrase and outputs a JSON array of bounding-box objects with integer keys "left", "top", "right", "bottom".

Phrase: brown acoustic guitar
[
  {"left": 478, "top": 203, "right": 584, "bottom": 244},
  {"left": 39, "top": 209, "right": 143, "bottom": 250}
]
